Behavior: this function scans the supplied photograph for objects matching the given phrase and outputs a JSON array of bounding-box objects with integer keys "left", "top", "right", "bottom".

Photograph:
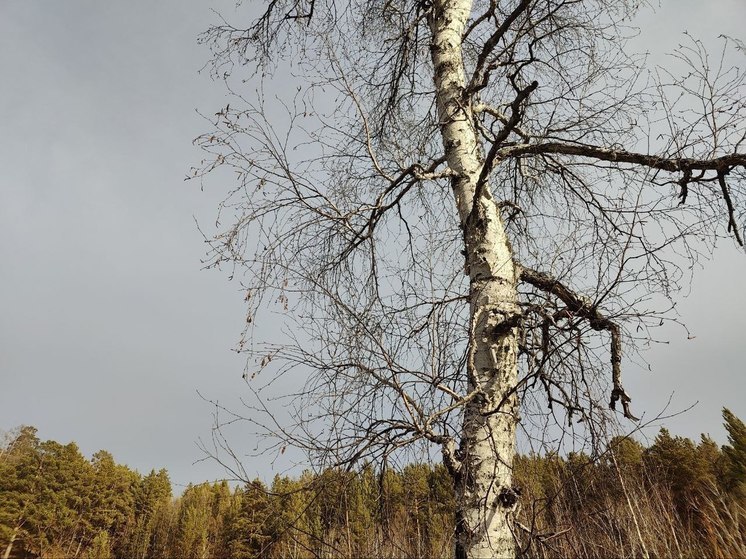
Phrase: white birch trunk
[{"left": 429, "top": 1, "right": 520, "bottom": 558}]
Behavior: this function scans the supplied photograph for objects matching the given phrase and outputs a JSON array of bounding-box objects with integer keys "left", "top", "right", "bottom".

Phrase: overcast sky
[{"left": 1, "top": 0, "right": 745, "bottom": 491}]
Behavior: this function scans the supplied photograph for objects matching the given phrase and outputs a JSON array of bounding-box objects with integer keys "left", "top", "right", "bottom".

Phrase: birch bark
[{"left": 429, "top": 1, "right": 520, "bottom": 557}]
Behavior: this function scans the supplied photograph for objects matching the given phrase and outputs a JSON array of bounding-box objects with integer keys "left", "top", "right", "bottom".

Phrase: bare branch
[
  {"left": 468, "top": 0, "right": 533, "bottom": 93},
  {"left": 518, "top": 265, "right": 639, "bottom": 421},
  {"left": 501, "top": 141, "right": 746, "bottom": 174}
]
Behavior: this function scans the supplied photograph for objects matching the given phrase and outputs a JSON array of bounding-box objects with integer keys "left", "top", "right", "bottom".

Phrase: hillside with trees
[{"left": 2, "top": 409, "right": 745, "bottom": 558}]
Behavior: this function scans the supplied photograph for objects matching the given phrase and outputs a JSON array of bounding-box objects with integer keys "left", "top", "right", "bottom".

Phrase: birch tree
[{"left": 195, "top": 1, "right": 746, "bottom": 557}]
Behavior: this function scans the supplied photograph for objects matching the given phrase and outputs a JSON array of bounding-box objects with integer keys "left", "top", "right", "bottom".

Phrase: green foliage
[
  {"left": 86, "top": 530, "right": 112, "bottom": 559},
  {"left": 225, "top": 480, "right": 275, "bottom": 559},
  {"left": 89, "top": 450, "right": 138, "bottom": 556},
  {"left": 2, "top": 416, "right": 746, "bottom": 559},
  {"left": 609, "top": 436, "right": 644, "bottom": 471},
  {"left": 176, "top": 483, "right": 212, "bottom": 558},
  {"left": 8, "top": 437, "right": 98, "bottom": 556},
  {"left": 644, "top": 427, "right": 720, "bottom": 513},
  {"left": 723, "top": 407, "right": 746, "bottom": 496},
  {"left": 127, "top": 469, "right": 174, "bottom": 559},
  {"left": 269, "top": 474, "right": 314, "bottom": 558},
  {"left": 0, "top": 426, "right": 41, "bottom": 556}
]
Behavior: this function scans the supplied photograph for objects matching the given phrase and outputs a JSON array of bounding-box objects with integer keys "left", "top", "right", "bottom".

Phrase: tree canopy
[{"left": 194, "top": 1, "right": 746, "bottom": 556}]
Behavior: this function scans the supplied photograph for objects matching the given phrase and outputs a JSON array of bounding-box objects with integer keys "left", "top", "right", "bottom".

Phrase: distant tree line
[{"left": 1, "top": 409, "right": 745, "bottom": 558}]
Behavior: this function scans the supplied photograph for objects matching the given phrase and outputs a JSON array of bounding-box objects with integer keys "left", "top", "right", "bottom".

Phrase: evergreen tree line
[{"left": 1, "top": 409, "right": 745, "bottom": 559}]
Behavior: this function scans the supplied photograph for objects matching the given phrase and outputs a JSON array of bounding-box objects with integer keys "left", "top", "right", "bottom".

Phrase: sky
[{"left": 0, "top": 0, "right": 745, "bottom": 491}]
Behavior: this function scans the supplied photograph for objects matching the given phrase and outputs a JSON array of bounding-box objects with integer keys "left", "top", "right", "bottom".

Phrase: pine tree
[
  {"left": 722, "top": 408, "right": 746, "bottom": 498},
  {"left": 208, "top": 480, "right": 235, "bottom": 559},
  {"left": 27, "top": 440, "right": 96, "bottom": 556},
  {"left": 89, "top": 450, "right": 138, "bottom": 556},
  {"left": 127, "top": 469, "right": 173, "bottom": 559},
  {"left": 226, "top": 480, "right": 274, "bottom": 559},
  {"left": 0, "top": 426, "right": 41, "bottom": 559}
]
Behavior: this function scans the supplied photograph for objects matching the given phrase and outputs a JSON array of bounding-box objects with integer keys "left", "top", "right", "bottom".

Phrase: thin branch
[
  {"left": 518, "top": 265, "right": 639, "bottom": 421},
  {"left": 471, "top": 80, "right": 538, "bottom": 217},
  {"left": 468, "top": 0, "right": 533, "bottom": 93},
  {"left": 717, "top": 169, "right": 744, "bottom": 245}
]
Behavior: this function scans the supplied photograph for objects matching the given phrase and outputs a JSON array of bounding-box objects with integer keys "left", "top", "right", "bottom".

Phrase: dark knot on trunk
[{"left": 496, "top": 485, "right": 521, "bottom": 509}]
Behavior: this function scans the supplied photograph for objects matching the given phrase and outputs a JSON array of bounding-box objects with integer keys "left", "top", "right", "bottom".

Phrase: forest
[{"left": 1, "top": 409, "right": 745, "bottom": 559}]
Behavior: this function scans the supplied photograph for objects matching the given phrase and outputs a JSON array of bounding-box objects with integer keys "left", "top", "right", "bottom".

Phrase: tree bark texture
[{"left": 429, "top": 1, "right": 520, "bottom": 557}]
